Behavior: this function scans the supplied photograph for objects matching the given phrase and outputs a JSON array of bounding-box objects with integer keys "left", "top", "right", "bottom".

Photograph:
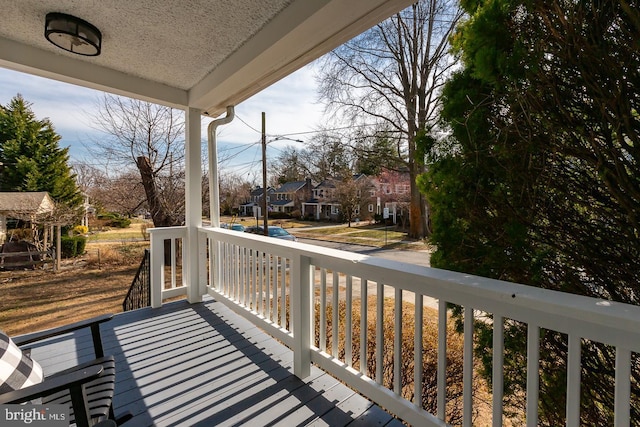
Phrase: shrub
[
  {"left": 96, "top": 212, "right": 131, "bottom": 228},
  {"left": 60, "top": 236, "right": 77, "bottom": 258},
  {"left": 73, "top": 225, "right": 88, "bottom": 235},
  {"left": 269, "top": 211, "right": 291, "bottom": 220},
  {"left": 75, "top": 236, "right": 87, "bottom": 255},
  {"left": 60, "top": 235, "right": 87, "bottom": 258},
  {"left": 107, "top": 216, "right": 131, "bottom": 228}
]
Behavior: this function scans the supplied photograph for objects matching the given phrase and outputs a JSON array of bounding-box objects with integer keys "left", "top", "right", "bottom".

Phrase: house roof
[
  {"left": 250, "top": 187, "right": 274, "bottom": 197},
  {"left": 274, "top": 180, "right": 308, "bottom": 193},
  {"left": 314, "top": 179, "right": 337, "bottom": 189},
  {"left": 0, "top": 192, "right": 54, "bottom": 214},
  {"left": 271, "top": 199, "right": 294, "bottom": 206},
  {"left": 0, "top": 0, "right": 414, "bottom": 117}
]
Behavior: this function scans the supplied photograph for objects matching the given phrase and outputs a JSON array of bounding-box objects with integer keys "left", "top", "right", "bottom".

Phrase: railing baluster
[
  {"left": 376, "top": 282, "right": 384, "bottom": 384},
  {"left": 240, "top": 247, "right": 246, "bottom": 305},
  {"left": 332, "top": 270, "right": 339, "bottom": 358},
  {"left": 245, "top": 248, "right": 251, "bottom": 306},
  {"left": 437, "top": 299, "right": 447, "bottom": 420},
  {"left": 345, "top": 275, "right": 353, "bottom": 368},
  {"left": 614, "top": 347, "right": 631, "bottom": 427},
  {"left": 266, "top": 254, "right": 271, "bottom": 319},
  {"left": 360, "top": 279, "right": 368, "bottom": 375},
  {"left": 231, "top": 245, "right": 242, "bottom": 301},
  {"left": 493, "top": 315, "right": 504, "bottom": 427},
  {"left": 224, "top": 241, "right": 229, "bottom": 294},
  {"left": 463, "top": 306, "right": 473, "bottom": 427},
  {"left": 272, "top": 255, "right": 278, "bottom": 322},
  {"left": 180, "top": 237, "right": 186, "bottom": 288},
  {"left": 414, "top": 292, "right": 423, "bottom": 407},
  {"left": 566, "top": 335, "right": 581, "bottom": 427},
  {"left": 258, "top": 251, "right": 263, "bottom": 314},
  {"left": 394, "top": 287, "right": 402, "bottom": 394},
  {"left": 250, "top": 250, "right": 256, "bottom": 310},
  {"left": 526, "top": 324, "right": 540, "bottom": 427},
  {"left": 208, "top": 237, "right": 215, "bottom": 292},
  {"left": 320, "top": 268, "right": 327, "bottom": 352},
  {"left": 170, "top": 238, "right": 177, "bottom": 289},
  {"left": 280, "top": 258, "right": 286, "bottom": 328}
]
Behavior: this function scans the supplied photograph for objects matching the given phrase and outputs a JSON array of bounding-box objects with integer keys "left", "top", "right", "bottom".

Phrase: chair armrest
[
  {"left": 48, "top": 356, "right": 115, "bottom": 378},
  {"left": 13, "top": 314, "right": 113, "bottom": 358},
  {"left": 0, "top": 365, "right": 103, "bottom": 404}
]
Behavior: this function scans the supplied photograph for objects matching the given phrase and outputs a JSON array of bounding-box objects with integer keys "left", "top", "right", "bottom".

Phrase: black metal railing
[{"left": 123, "top": 249, "right": 150, "bottom": 311}]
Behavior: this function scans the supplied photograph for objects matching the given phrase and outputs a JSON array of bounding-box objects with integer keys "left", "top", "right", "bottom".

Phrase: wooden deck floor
[{"left": 27, "top": 297, "right": 403, "bottom": 427}]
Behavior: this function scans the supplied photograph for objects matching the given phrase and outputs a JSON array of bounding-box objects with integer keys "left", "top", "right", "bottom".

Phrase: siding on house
[{"left": 0, "top": 192, "right": 55, "bottom": 243}]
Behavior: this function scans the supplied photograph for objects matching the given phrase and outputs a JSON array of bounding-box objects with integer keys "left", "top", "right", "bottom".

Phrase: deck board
[{"left": 25, "top": 297, "right": 399, "bottom": 427}]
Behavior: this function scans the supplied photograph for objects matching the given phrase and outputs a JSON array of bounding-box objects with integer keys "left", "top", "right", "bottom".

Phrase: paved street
[
  {"left": 295, "top": 237, "right": 431, "bottom": 267},
  {"left": 295, "top": 237, "right": 437, "bottom": 309}
]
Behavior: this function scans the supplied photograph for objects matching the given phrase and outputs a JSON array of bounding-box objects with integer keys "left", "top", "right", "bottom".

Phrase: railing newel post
[
  {"left": 150, "top": 230, "right": 164, "bottom": 308},
  {"left": 292, "top": 252, "right": 312, "bottom": 378}
]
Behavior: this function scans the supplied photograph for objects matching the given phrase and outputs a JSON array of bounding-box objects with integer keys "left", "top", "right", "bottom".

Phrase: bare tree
[
  {"left": 72, "top": 163, "right": 147, "bottom": 216},
  {"left": 334, "top": 174, "right": 369, "bottom": 227},
  {"left": 317, "top": 0, "right": 464, "bottom": 238},
  {"left": 219, "top": 171, "right": 251, "bottom": 216},
  {"left": 87, "top": 94, "right": 185, "bottom": 226}
]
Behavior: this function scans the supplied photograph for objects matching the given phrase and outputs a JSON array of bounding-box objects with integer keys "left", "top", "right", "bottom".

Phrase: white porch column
[{"left": 185, "top": 107, "right": 203, "bottom": 303}]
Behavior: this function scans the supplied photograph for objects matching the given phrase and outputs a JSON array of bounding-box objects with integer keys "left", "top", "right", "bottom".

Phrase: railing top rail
[
  {"left": 148, "top": 226, "right": 188, "bottom": 238},
  {"left": 200, "top": 226, "right": 640, "bottom": 350}
]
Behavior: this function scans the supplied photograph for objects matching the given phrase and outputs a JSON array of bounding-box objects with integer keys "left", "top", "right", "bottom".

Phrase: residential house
[
  {"left": 370, "top": 169, "right": 411, "bottom": 224},
  {"left": 302, "top": 174, "right": 374, "bottom": 221},
  {"left": 269, "top": 179, "right": 312, "bottom": 215},
  {"left": 0, "top": 192, "right": 54, "bottom": 243},
  {"left": 303, "top": 178, "right": 338, "bottom": 221},
  {"left": 238, "top": 186, "right": 274, "bottom": 217},
  {"left": 2, "top": 2, "right": 637, "bottom": 427}
]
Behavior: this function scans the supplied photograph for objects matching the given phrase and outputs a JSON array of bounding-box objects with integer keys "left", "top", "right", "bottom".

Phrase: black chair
[{"left": 0, "top": 314, "right": 130, "bottom": 427}]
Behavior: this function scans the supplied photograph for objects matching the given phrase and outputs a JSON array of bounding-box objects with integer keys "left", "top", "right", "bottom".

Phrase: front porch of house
[
  {"left": 28, "top": 297, "right": 400, "bottom": 427},
  {"left": 145, "top": 225, "right": 640, "bottom": 427}
]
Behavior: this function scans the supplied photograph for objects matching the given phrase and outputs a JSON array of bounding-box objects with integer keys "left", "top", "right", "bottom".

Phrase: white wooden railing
[
  {"left": 149, "top": 226, "right": 187, "bottom": 307},
  {"left": 151, "top": 225, "right": 640, "bottom": 427}
]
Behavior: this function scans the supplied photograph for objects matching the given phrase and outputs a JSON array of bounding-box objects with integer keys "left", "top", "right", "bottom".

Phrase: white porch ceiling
[{"left": 0, "top": 0, "right": 414, "bottom": 117}]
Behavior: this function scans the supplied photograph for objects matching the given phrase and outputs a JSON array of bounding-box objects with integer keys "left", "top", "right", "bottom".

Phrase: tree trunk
[
  {"left": 136, "top": 156, "right": 175, "bottom": 227},
  {"left": 136, "top": 156, "right": 175, "bottom": 265}
]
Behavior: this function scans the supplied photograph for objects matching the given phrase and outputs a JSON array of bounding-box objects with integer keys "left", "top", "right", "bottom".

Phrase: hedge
[{"left": 60, "top": 235, "right": 87, "bottom": 258}]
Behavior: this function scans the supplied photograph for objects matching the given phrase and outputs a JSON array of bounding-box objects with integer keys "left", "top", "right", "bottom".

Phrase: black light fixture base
[{"left": 45, "top": 12, "right": 102, "bottom": 56}]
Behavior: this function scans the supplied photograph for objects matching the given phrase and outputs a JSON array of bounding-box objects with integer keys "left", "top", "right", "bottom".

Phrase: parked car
[
  {"left": 245, "top": 226, "right": 297, "bottom": 241},
  {"left": 221, "top": 223, "right": 246, "bottom": 232}
]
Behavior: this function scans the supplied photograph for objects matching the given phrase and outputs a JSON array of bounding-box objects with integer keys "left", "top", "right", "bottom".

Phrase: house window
[
  {"left": 331, "top": 205, "right": 339, "bottom": 215},
  {"left": 354, "top": 207, "right": 360, "bottom": 215},
  {"left": 368, "top": 204, "right": 374, "bottom": 212},
  {"left": 396, "top": 184, "right": 409, "bottom": 194}
]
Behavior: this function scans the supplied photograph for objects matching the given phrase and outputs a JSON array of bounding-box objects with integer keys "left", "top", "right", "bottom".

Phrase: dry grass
[{"left": 0, "top": 240, "right": 148, "bottom": 336}]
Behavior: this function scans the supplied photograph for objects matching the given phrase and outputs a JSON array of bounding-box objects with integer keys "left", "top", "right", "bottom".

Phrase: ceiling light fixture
[{"left": 45, "top": 12, "right": 102, "bottom": 56}]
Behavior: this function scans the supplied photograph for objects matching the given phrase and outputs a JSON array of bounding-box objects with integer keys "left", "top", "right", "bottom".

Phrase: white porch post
[
  {"left": 185, "top": 107, "right": 203, "bottom": 303},
  {"left": 292, "top": 252, "right": 312, "bottom": 378}
]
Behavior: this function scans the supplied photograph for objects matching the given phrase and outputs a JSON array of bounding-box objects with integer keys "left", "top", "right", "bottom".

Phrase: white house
[{"left": 0, "top": 192, "right": 54, "bottom": 243}]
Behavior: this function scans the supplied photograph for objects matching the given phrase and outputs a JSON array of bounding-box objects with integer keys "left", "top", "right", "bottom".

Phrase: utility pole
[{"left": 262, "top": 112, "right": 269, "bottom": 236}]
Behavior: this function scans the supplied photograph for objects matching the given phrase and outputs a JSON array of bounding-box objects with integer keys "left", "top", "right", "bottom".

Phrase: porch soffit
[{"left": 0, "top": 0, "right": 414, "bottom": 117}]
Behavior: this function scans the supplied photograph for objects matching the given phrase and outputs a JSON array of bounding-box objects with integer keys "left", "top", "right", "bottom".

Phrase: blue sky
[{"left": 0, "top": 65, "right": 325, "bottom": 177}]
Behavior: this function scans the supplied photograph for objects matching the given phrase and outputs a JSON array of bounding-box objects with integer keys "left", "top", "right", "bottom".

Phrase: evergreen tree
[
  {"left": 419, "top": 0, "right": 640, "bottom": 424},
  {"left": 0, "top": 94, "right": 82, "bottom": 207}
]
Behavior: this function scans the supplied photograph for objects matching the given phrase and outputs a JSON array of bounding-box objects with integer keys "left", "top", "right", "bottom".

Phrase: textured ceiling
[{"left": 0, "top": 0, "right": 415, "bottom": 116}]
